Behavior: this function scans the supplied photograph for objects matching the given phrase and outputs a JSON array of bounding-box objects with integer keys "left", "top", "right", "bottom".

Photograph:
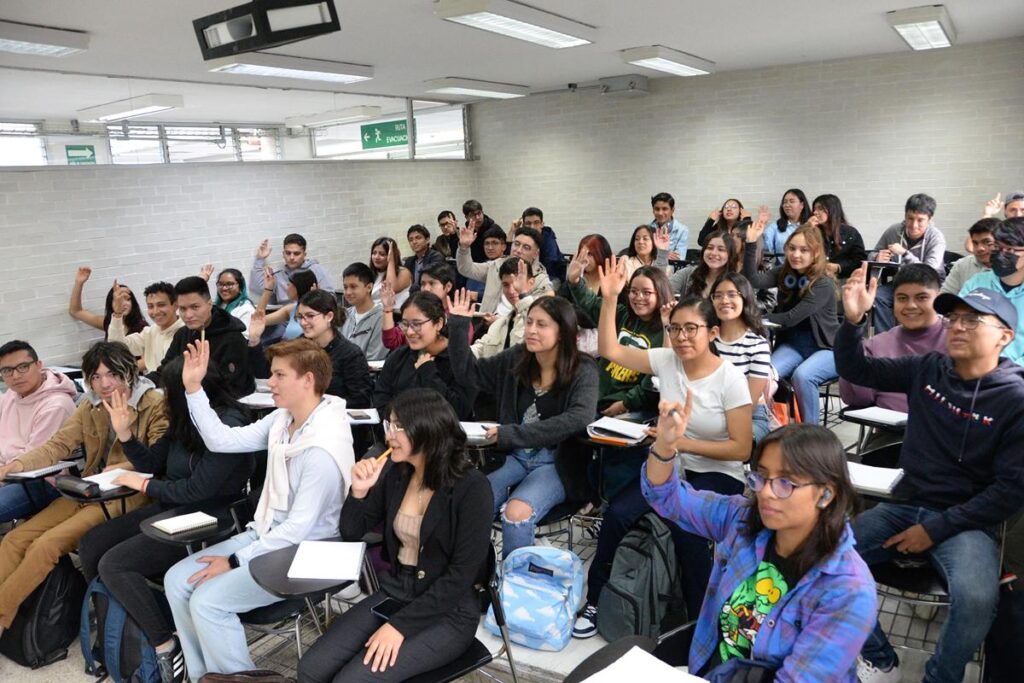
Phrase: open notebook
[
  {"left": 848, "top": 462, "right": 905, "bottom": 496},
  {"left": 151, "top": 511, "right": 218, "bottom": 535},
  {"left": 83, "top": 468, "right": 153, "bottom": 492},
  {"left": 587, "top": 416, "right": 649, "bottom": 446},
  {"left": 461, "top": 422, "right": 499, "bottom": 444}
]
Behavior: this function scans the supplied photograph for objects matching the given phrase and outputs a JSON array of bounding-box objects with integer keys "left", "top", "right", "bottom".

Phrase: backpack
[
  {"left": 597, "top": 513, "right": 686, "bottom": 641},
  {"left": 484, "top": 546, "right": 583, "bottom": 651},
  {"left": 0, "top": 555, "right": 86, "bottom": 668},
  {"left": 80, "top": 577, "right": 170, "bottom": 683}
]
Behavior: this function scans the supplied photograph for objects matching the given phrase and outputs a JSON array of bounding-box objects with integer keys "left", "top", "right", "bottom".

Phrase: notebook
[
  {"left": 581, "top": 645, "right": 702, "bottom": 682},
  {"left": 848, "top": 462, "right": 905, "bottom": 496},
  {"left": 368, "top": 360, "right": 386, "bottom": 372},
  {"left": 461, "top": 422, "right": 499, "bottom": 440},
  {"left": 587, "top": 417, "right": 649, "bottom": 446},
  {"left": 151, "top": 511, "right": 218, "bottom": 535},
  {"left": 6, "top": 460, "right": 78, "bottom": 479},
  {"left": 346, "top": 408, "right": 380, "bottom": 424},
  {"left": 843, "top": 407, "right": 908, "bottom": 427},
  {"left": 288, "top": 541, "right": 366, "bottom": 581},
  {"left": 83, "top": 468, "right": 153, "bottom": 492}
]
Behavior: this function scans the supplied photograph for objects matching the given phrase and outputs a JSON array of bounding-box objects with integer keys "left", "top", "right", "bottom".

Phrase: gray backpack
[{"left": 597, "top": 513, "right": 686, "bottom": 641}]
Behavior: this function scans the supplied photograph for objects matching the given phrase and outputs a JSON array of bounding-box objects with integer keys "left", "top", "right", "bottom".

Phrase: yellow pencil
[
  {"left": 200, "top": 328, "right": 205, "bottom": 344},
  {"left": 374, "top": 448, "right": 392, "bottom": 465}
]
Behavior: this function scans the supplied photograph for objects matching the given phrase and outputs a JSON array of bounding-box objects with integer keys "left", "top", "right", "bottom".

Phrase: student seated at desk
[
  {"left": 340, "top": 263, "right": 388, "bottom": 362},
  {"left": 960, "top": 217, "right": 1024, "bottom": 366},
  {"left": 643, "top": 410, "right": 875, "bottom": 681},
  {"left": 164, "top": 338, "right": 352, "bottom": 682},
  {"left": 669, "top": 229, "right": 739, "bottom": 300},
  {"left": 68, "top": 265, "right": 148, "bottom": 339},
  {"left": 107, "top": 281, "right": 184, "bottom": 373},
  {"left": 251, "top": 269, "right": 319, "bottom": 343},
  {"left": 447, "top": 291, "right": 599, "bottom": 558},
  {"left": 212, "top": 268, "right": 256, "bottom": 337},
  {"left": 381, "top": 263, "right": 474, "bottom": 350},
  {"left": 77, "top": 358, "right": 253, "bottom": 683},
  {"left": 574, "top": 257, "right": 752, "bottom": 639},
  {"left": 0, "top": 342, "right": 167, "bottom": 640},
  {"left": 297, "top": 389, "right": 493, "bottom": 683},
  {"left": 0, "top": 340, "right": 77, "bottom": 523},
  {"left": 470, "top": 258, "right": 537, "bottom": 359},
  {"left": 249, "top": 233, "right": 334, "bottom": 306},
  {"left": 837, "top": 265, "right": 1024, "bottom": 683}
]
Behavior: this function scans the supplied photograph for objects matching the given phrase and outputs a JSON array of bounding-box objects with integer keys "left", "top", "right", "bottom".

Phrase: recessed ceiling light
[
  {"left": 620, "top": 45, "right": 714, "bottom": 77},
  {"left": 77, "top": 94, "right": 184, "bottom": 122},
  {"left": 208, "top": 53, "right": 373, "bottom": 83},
  {"left": 285, "top": 105, "right": 383, "bottom": 128},
  {"left": 887, "top": 5, "right": 956, "bottom": 50},
  {"left": 424, "top": 77, "right": 528, "bottom": 100},
  {"left": 0, "top": 20, "right": 89, "bottom": 57},
  {"left": 434, "top": 0, "right": 594, "bottom": 49}
]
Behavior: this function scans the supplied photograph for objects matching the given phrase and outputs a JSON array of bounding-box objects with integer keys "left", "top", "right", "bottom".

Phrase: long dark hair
[
  {"left": 811, "top": 194, "right": 848, "bottom": 249},
  {"left": 401, "top": 291, "right": 448, "bottom": 338},
  {"left": 778, "top": 188, "right": 811, "bottom": 231},
  {"left": 390, "top": 388, "right": 471, "bottom": 491},
  {"left": 687, "top": 229, "right": 738, "bottom": 298},
  {"left": 625, "top": 266, "right": 673, "bottom": 325},
  {"left": 625, "top": 225, "right": 659, "bottom": 263},
  {"left": 160, "top": 356, "right": 245, "bottom": 454},
  {"left": 370, "top": 237, "right": 402, "bottom": 275},
  {"left": 103, "top": 287, "right": 147, "bottom": 335},
  {"left": 289, "top": 270, "right": 318, "bottom": 299},
  {"left": 709, "top": 272, "right": 767, "bottom": 338},
  {"left": 711, "top": 198, "right": 746, "bottom": 231},
  {"left": 299, "top": 290, "right": 344, "bottom": 336},
  {"left": 743, "top": 424, "right": 859, "bottom": 577},
  {"left": 513, "top": 297, "right": 581, "bottom": 392}
]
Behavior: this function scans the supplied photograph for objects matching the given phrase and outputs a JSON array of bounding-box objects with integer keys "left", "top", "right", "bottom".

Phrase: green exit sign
[
  {"left": 360, "top": 119, "right": 412, "bottom": 150},
  {"left": 66, "top": 144, "right": 96, "bottom": 165}
]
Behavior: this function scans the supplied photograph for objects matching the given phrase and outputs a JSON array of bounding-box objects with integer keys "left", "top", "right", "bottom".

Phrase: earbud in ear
[{"left": 816, "top": 489, "right": 833, "bottom": 509}]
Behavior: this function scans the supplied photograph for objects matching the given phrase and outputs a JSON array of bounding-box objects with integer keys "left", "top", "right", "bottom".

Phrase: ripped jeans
[{"left": 488, "top": 447, "right": 565, "bottom": 559}]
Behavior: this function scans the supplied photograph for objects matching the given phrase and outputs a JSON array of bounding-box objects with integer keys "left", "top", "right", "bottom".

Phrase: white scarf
[{"left": 253, "top": 395, "right": 353, "bottom": 536}]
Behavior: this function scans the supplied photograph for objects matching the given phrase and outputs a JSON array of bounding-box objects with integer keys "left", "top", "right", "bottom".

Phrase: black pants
[
  {"left": 78, "top": 504, "right": 187, "bottom": 645},
  {"left": 297, "top": 570, "right": 479, "bottom": 683}
]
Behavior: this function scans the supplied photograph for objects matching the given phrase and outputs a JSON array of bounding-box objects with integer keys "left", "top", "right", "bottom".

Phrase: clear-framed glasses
[
  {"left": 941, "top": 313, "right": 1005, "bottom": 331},
  {"left": 711, "top": 291, "right": 742, "bottom": 302},
  {"left": 398, "top": 318, "right": 432, "bottom": 333},
  {"left": 664, "top": 323, "right": 707, "bottom": 339},
  {"left": 744, "top": 470, "right": 819, "bottom": 499},
  {"left": 216, "top": 281, "right": 238, "bottom": 289},
  {"left": 382, "top": 419, "right": 405, "bottom": 436},
  {"left": 628, "top": 288, "right": 656, "bottom": 299},
  {"left": 295, "top": 312, "right": 324, "bottom": 323},
  {"left": 0, "top": 361, "right": 34, "bottom": 379},
  {"left": 723, "top": 203, "right": 740, "bottom": 211}
]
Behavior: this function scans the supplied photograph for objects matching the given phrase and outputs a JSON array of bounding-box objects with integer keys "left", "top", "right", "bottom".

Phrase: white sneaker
[
  {"left": 573, "top": 603, "right": 598, "bottom": 639},
  {"left": 857, "top": 656, "right": 901, "bottom": 683},
  {"left": 338, "top": 582, "right": 363, "bottom": 600}
]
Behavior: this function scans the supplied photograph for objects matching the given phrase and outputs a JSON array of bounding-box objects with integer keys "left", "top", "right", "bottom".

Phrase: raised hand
[
  {"left": 262, "top": 264, "right": 275, "bottom": 289},
  {"left": 653, "top": 225, "right": 671, "bottom": 252},
  {"left": 448, "top": 288, "right": 474, "bottom": 318},
  {"left": 757, "top": 205, "right": 770, "bottom": 226},
  {"left": 75, "top": 266, "right": 93, "bottom": 285},
  {"left": 112, "top": 283, "right": 132, "bottom": 317},
  {"left": 512, "top": 258, "right": 530, "bottom": 297},
  {"left": 458, "top": 223, "right": 476, "bottom": 249},
  {"left": 709, "top": 209, "right": 721, "bottom": 221},
  {"left": 182, "top": 340, "right": 210, "bottom": 394},
  {"left": 746, "top": 215, "right": 766, "bottom": 243},
  {"left": 380, "top": 280, "right": 396, "bottom": 312},
  {"left": 350, "top": 455, "right": 386, "bottom": 497},
  {"left": 653, "top": 394, "right": 693, "bottom": 450},
  {"left": 597, "top": 254, "right": 628, "bottom": 300},
  {"left": 199, "top": 263, "right": 214, "bottom": 281},
  {"left": 983, "top": 192, "right": 1004, "bottom": 219},
  {"left": 248, "top": 308, "right": 266, "bottom": 344},
  {"left": 256, "top": 239, "right": 271, "bottom": 259},
  {"left": 841, "top": 262, "right": 878, "bottom": 324},
  {"left": 567, "top": 246, "right": 591, "bottom": 285},
  {"left": 101, "top": 388, "right": 134, "bottom": 441},
  {"left": 660, "top": 302, "right": 675, "bottom": 328}
]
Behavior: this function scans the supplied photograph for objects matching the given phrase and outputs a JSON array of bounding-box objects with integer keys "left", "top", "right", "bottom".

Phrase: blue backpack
[
  {"left": 80, "top": 578, "right": 167, "bottom": 683},
  {"left": 484, "top": 546, "right": 583, "bottom": 651}
]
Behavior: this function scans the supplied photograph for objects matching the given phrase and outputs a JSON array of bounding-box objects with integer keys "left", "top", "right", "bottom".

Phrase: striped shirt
[{"left": 713, "top": 330, "right": 772, "bottom": 379}]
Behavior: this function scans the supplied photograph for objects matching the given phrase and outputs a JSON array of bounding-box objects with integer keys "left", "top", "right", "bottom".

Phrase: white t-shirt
[
  {"left": 371, "top": 272, "right": 409, "bottom": 308},
  {"left": 647, "top": 347, "right": 752, "bottom": 481}
]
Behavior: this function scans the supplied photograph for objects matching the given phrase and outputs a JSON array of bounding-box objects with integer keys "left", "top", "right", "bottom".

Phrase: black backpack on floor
[{"left": 0, "top": 555, "right": 86, "bottom": 668}]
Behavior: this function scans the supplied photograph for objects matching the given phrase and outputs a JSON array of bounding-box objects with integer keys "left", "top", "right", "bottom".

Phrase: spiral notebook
[
  {"left": 5, "top": 460, "right": 78, "bottom": 479},
  {"left": 151, "top": 511, "right": 219, "bottom": 535}
]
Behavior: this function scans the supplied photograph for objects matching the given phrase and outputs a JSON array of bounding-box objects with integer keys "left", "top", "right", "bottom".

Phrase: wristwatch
[{"left": 228, "top": 553, "right": 240, "bottom": 569}]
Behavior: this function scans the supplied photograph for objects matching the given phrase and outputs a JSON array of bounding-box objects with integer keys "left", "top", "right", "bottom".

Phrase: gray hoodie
[
  {"left": 342, "top": 304, "right": 387, "bottom": 362},
  {"left": 873, "top": 222, "right": 947, "bottom": 277},
  {"left": 250, "top": 256, "right": 336, "bottom": 304}
]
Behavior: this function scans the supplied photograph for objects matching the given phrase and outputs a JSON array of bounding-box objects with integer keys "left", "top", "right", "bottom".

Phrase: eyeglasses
[
  {"left": 745, "top": 471, "right": 820, "bottom": 500},
  {"left": 723, "top": 204, "right": 740, "bottom": 210},
  {"left": 711, "top": 291, "right": 741, "bottom": 302},
  {"left": 941, "top": 313, "right": 1006, "bottom": 331},
  {"left": 398, "top": 318, "right": 433, "bottom": 333},
  {"left": 382, "top": 419, "right": 405, "bottom": 436},
  {"left": 628, "top": 289, "right": 656, "bottom": 299},
  {"left": 665, "top": 323, "right": 707, "bottom": 339},
  {"left": 216, "top": 281, "right": 238, "bottom": 289},
  {"left": 0, "top": 361, "right": 35, "bottom": 379},
  {"left": 295, "top": 312, "right": 324, "bottom": 323}
]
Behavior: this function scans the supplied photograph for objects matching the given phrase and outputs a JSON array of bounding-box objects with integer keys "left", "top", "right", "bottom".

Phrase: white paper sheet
[
  {"left": 83, "top": 468, "right": 153, "bottom": 492},
  {"left": 239, "top": 392, "right": 276, "bottom": 408},
  {"left": 287, "top": 540, "right": 366, "bottom": 581},
  {"left": 368, "top": 360, "right": 386, "bottom": 372},
  {"left": 151, "top": 511, "right": 218, "bottom": 535},
  {"left": 848, "top": 462, "right": 905, "bottom": 496},
  {"left": 581, "top": 646, "right": 702, "bottom": 682},
  {"left": 588, "top": 416, "right": 649, "bottom": 440},
  {"left": 6, "top": 460, "right": 78, "bottom": 479},
  {"left": 843, "top": 406, "right": 908, "bottom": 427}
]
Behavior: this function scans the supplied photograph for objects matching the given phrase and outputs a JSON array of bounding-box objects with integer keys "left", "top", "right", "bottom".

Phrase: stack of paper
[
  {"left": 581, "top": 646, "right": 702, "bottom": 682},
  {"left": 152, "top": 511, "right": 218, "bottom": 535},
  {"left": 83, "top": 468, "right": 153, "bottom": 492},
  {"left": 461, "top": 422, "right": 499, "bottom": 445},
  {"left": 368, "top": 360, "right": 386, "bottom": 372},
  {"left": 239, "top": 392, "right": 276, "bottom": 409},
  {"left": 288, "top": 540, "right": 366, "bottom": 581},
  {"left": 848, "top": 462, "right": 904, "bottom": 496},
  {"left": 843, "top": 407, "right": 908, "bottom": 427},
  {"left": 6, "top": 461, "right": 78, "bottom": 479},
  {"left": 587, "top": 417, "right": 649, "bottom": 446}
]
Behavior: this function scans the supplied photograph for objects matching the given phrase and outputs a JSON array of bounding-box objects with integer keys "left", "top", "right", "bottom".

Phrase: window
[
  {"left": 0, "top": 122, "right": 47, "bottom": 166},
  {"left": 108, "top": 125, "right": 164, "bottom": 164},
  {"left": 106, "top": 124, "right": 281, "bottom": 164},
  {"left": 165, "top": 126, "right": 236, "bottom": 163},
  {"left": 312, "top": 102, "right": 466, "bottom": 160}
]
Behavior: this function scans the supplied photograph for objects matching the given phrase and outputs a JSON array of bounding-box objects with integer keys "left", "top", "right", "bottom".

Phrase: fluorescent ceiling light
[
  {"left": 620, "top": 45, "right": 714, "bottom": 77},
  {"left": 77, "top": 94, "right": 184, "bottom": 122},
  {"left": 208, "top": 53, "right": 373, "bottom": 83},
  {"left": 424, "top": 77, "right": 528, "bottom": 100},
  {"left": 434, "top": 0, "right": 594, "bottom": 49},
  {"left": 0, "top": 20, "right": 89, "bottom": 57},
  {"left": 887, "top": 5, "right": 956, "bottom": 50},
  {"left": 285, "top": 105, "right": 383, "bottom": 128}
]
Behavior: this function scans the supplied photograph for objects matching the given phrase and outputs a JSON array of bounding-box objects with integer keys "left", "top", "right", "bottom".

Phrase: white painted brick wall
[
  {"left": 469, "top": 38, "right": 1024, "bottom": 258},
  {"left": 0, "top": 161, "right": 475, "bottom": 363}
]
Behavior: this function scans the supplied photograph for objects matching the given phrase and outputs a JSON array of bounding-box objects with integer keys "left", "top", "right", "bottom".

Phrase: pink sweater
[
  {"left": 0, "top": 369, "right": 78, "bottom": 464},
  {"left": 839, "top": 320, "right": 947, "bottom": 412}
]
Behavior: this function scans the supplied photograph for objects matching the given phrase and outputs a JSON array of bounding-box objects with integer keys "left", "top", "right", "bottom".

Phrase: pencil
[
  {"left": 200, "top": 328, "right": 205, "bottom": 344},
  {"left": 374, "top": 448, "right": 392, "bottom": 465}
]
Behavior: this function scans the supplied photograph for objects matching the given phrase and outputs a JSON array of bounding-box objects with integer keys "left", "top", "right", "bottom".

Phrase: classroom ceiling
[{"left": 0, "top": 0, "right": 1022, "bottom": 125}]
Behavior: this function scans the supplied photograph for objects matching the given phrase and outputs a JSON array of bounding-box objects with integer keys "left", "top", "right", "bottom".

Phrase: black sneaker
[{"left": 155, "top": 637, "right": 186, "bottom": 683}]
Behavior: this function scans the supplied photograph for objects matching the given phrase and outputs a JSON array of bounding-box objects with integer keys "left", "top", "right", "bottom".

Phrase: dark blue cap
[{"left": 934, "top": 287, "right": 1018, "bottom": 331}]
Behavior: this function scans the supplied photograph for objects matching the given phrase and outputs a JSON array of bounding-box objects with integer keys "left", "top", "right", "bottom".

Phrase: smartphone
[{"left": 371, "top": 597, "right": 403, "bottom": 621}]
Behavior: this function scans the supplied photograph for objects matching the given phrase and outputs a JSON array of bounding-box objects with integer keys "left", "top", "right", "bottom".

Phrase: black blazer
[{"left": 339, "top": 464, "right": 494, "bottom": 638}]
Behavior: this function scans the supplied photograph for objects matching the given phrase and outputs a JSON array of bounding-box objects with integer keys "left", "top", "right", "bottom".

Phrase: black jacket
[
  {"left": 403, "top": 248, "right": 447, "bottom": 293},
  {"left": 743, "top": 243, "right": 840, "bottom": 349},
  {"left": 372, "top": 344, "right": 476, "bottom": 420},
  {"left": 469, "top": 214, "right": 502, "bottom": 263},
  {"left": 697, "top": 216, "right": 752, "bottom": 246},
  {"left": 155, "top": 306, "right": 255, "bottom": 398},
  {"left": 340, "top": 465, "right": 493, "bottom": 638},
  {"left": 822, "top": 224, "right": 867, "bottom": 279},
  {"left": 248, "top": 333, "right": 372, "bottom": 409},
  {"left": 121, "top": 406, "right": 254, "bottom": 507}
]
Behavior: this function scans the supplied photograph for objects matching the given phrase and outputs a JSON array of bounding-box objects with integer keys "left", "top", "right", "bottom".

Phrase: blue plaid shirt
[{"left": 642, "top": 465, "right": 876, "bottom": 682}]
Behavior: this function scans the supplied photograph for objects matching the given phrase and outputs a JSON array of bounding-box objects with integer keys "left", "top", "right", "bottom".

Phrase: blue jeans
[
  {"left": 0, "top": 480, "right": 61, "bottom": 523},
  {"left": 772, "top": 330, "right": 837, "bottom": 426},
  {"left": 873, "top": 283, "right": 896, "bottom": 333},
  {"left": 752, "top": 404, "right": 771, "bottom": 444},
  {"left": 488, "top": 448, "right": 565, "bottom": 558},
  {"left": 853, "top": 503, "right": 1000, "bottom": 683},
  {"left": 164, "top": 530, "right": 281, "bottom": 682}
]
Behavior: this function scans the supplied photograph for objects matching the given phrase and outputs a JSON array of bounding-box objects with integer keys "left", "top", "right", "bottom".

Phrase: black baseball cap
[{"left": 934, "top": 288, "right": 1018, "bottom": 331}]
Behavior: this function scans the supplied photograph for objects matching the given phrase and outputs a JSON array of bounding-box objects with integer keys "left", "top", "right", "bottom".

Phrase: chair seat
[
  {"left": 402, "top": 638, "right": 492, "bottom": 683},
  {"left": 240, "top": 598, "right": 305, "bottom": 625},
  {"left": 873, "top": 560, "right": 949, "bottom": 599},
  {"left": 538, "top": 500, "right": 580, "bottom": 525}
]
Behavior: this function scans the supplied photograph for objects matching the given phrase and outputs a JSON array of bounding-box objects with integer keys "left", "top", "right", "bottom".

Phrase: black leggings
[{"left": 78, "top": 504, "right": 188, "bottom": 645}]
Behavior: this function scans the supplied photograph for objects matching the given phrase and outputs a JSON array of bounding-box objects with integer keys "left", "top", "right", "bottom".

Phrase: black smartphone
[{"left": 370, "top": 597, "right": 403, "bottom": 621}]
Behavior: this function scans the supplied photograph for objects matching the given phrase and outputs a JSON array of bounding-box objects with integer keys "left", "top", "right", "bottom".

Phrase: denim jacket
[{"left": 642, "top": 465, "right": 876, "bottom": 682}]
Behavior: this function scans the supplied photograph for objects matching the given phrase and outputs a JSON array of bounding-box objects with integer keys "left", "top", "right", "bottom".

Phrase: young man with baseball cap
[
  {"left": 960, "top": 217, "right": 1024, "bottom": 365},
  {"left": 837, "top": 262, "right": 1024, "bottom": 683}
]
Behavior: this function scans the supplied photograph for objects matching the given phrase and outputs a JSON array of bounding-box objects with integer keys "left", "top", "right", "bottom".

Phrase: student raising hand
[
  {"left": 746, "top": 212, "right": 768, "bottom": 243},
  {"left": 646, "top": 394, "right": 694, "bottom": 485},
  {"left": 101, "top": 387, "right": 135, "bottom": 442},
  {"left": 247, "top": 308, "right": 266, "bottom": 346},
  {"left": 654, "top": 225, "right": 671, "bottom": 253},
  {"left": 567, "top": 246, "right": 591, "bottom": 285},
  {"left": 458, "top": 222, "right": 476, "bottom": 249},
  {"left": 841, "top": 262, "right": 878, "bottom": 324},
  {"left": 597, "top": 254, "right": 628, "bottom": 299},
  {"left": 182, "top": 340, "right": 210, "bottom": 394},
  {"left": 448, "top": 288, "right": 474, "bottom": 318},
  {"left": 256, "top": 239, "right": 271, "bottom": 259}
]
